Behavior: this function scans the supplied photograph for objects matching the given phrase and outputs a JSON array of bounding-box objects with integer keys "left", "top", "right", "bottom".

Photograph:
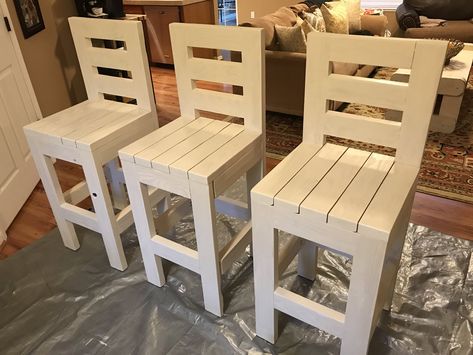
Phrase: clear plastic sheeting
[{"left": 1, "top": 194, "right": 473, "bottom": 354}]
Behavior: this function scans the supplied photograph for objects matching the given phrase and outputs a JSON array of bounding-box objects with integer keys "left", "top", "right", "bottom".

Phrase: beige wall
[
  {"left": 237, "top": 0, "right": 296, "bottom": 24},
  {"left": 6, "top": 0, "right": 86, "bottom": 117}
]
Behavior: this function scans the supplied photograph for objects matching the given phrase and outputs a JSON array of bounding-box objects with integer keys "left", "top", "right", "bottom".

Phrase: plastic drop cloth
[{"left": 1, "top": 181, "right": 473, "bottom": 354}]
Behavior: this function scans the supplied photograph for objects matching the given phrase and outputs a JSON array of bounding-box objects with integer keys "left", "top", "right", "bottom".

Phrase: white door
[{"left": 0, "top": 2, "right": 42, "bottom": 241}]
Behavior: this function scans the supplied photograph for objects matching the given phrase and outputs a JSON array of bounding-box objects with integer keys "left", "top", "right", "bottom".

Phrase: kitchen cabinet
[{"left": 124, "top": 0, "right": 215, "bottom": 64}]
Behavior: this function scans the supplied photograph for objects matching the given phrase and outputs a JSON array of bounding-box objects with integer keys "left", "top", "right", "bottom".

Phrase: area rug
[{"left": 265, "top": 67, "right": 473, "bottom": 204}]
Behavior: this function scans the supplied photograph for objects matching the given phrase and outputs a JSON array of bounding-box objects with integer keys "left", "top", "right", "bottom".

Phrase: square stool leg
[
  {"left": 190, "top": 181, "right": 224, "bottom": 317},
  {"left": 297, "top": 240, "right": 318, "bottom": 281},
  {"left": 246, "top": 160, "right": 264, "bottom": 256},
  {"left": 252, "top": 202, "right": 279, "bottom": 343},
  {"left": 125, "top": 174, "right": 166, "bottom": 286},
  {"left": 80, "top": 150, "right": 127, "bottom": 271},
  {"left": 341, "top": 236, "right": 386, "bottom": 355},
  {"left": 29, "top": 142, "right": 80, "bottom": 251},
  {"left": 105, "top": 158, "right": 128, "bottom": 210}
]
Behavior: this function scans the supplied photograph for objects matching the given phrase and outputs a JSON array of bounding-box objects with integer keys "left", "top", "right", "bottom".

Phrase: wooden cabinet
[
  {"left": 144, "top": 6, "right": 180, "bottom": 64},
  {"left": 124, "top": 1, "right": 214, "bottom": 65}
]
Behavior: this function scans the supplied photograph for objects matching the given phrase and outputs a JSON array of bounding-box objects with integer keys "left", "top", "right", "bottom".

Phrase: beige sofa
[{"left": 240, "top": 4, "right": 388, "bottom": 116}]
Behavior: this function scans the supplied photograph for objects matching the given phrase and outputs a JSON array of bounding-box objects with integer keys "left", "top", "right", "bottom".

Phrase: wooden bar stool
[
  {"left": 251, "top": 33, "right": 447, "bottom": 354},
  {"left": 119, "top": 23, "right": 265, "bottom": 316},
  {"left": 23, "top": 17, "right": 162, "bottom": 271}
]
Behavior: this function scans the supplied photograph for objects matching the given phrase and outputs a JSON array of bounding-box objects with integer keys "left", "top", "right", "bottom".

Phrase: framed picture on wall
[{"left": 13, "top": 0, "right": 45, "bottom": 39}]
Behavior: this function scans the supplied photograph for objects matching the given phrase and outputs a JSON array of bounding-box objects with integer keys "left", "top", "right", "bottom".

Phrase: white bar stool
[
  {"left": 119, "top": 23, "right": 265, "bottom": 316},
  {"left": 23, "top": 17, "right": 162, "bottom": 271},
  {"left": 251, "top": 33, "right": 447, "bottom": 354}
]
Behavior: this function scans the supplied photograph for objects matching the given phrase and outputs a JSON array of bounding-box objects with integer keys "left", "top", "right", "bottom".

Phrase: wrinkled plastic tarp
[{"left": 1, "top": 192, "right": 473, "bottom": 354}]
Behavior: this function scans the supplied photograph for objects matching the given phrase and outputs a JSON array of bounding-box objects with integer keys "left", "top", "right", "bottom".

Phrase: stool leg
[
  {"left": 105, "top": 158, "right": 128, "bottom": 210},
  {"left": 246, "top": 160, "right": 264, "bottom": 211},
  {"left": 383, "top": 217, "right": 411, "bottom": 311},
  {"left": 190, "top": 181, "right": 223, "bottom": 317},
  {"left": 246, "top": 160, "right": 264, "bottom": 255},
  {"left": 80, "top": 151, "right": 127, "bottom": 271},
  {"left": 341, "top": 236, "right": 386, "bottom": 355},
  {"left": 252, "top": 202, "right": 279, "bottom": 343},
  {"left": 28, "top": 142, "right": 79, "bottom": 250},
  {"left": 125, "top": 172, "right": 166, "bottom": 286},
  {"left": 297, "top": 240, "right": 318, "bottom": 281}
]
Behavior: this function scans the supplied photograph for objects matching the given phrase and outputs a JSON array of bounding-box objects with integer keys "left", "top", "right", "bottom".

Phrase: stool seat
[
  {"left": 25, "top": 99, "right": 150, "bottom": 151},
  {"left": 120, "top": 116, "right": 261, "bottom": 186},
  {"left": 252, "top": 142, "right": 418, "bottom": 236}
]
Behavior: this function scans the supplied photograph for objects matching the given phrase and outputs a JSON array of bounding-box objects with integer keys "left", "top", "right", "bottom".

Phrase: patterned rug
[{"left": 266, "top": 67, "right": 473, "bottom": 204}]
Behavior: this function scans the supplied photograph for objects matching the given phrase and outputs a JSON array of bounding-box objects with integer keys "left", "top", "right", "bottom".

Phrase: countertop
[{"left": 123, "top": 0, "right": 208, "bottom": 6}]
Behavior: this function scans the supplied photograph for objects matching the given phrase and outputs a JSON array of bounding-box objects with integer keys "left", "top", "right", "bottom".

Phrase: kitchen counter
[{"left": 123, "top": 0, "right": 207, "bottom": 6}]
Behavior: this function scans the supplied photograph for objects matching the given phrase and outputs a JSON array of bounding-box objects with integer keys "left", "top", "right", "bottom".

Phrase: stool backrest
[
  {"left": 303, "top": 32, "right": 447, "bottom": 169},
  {"left": 68, "top": 17, "right": 156, "bottom": 113},
  {"left": 170, "top": 23, "right": 265, "bottom": 134}
]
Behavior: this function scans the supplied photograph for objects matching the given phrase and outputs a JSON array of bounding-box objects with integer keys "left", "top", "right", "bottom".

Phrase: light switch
[{"left": 250, "top": 11, "right": 255, "bottom": 19}]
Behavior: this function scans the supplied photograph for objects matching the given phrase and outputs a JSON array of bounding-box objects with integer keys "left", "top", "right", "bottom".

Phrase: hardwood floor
[{"left": 2, "top": 65, "right": 473, "bottom": 259}]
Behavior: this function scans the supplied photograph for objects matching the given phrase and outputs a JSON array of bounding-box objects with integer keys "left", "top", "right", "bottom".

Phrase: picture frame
[{"left": 13, "top": 0, "right": 45, "bottom": 39}]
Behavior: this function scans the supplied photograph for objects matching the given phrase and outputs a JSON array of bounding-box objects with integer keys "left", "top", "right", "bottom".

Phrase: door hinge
[{"left": 4, "top": 17, "right": 11, "bottom": 32}]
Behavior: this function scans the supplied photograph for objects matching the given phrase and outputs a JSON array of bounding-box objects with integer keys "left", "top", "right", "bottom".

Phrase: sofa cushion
[
  {"left": 321, "top": 1, "right": 349, "bottom": 34},
  {"left": 404, "top": 0, "right": 473, "bottom": 21},
  {"left": 275, "top": 24, "right": 307, "bottom": 53},
  {"left": 241, "top": 7, "right": 297, "bottom": 49},
  {"left": 360, "top": 14, "right": 388, "bottom": 36}
]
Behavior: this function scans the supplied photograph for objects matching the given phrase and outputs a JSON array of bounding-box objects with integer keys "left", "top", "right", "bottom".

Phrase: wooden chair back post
[
  {"left": 169, "top": 23, "right": 265, "bottom": 134},
  {"left": 68, "top": 17, "right": 156, "bottom": 115},
  {"left": 303, "top": 32, "right": 447, "bottom": 169}
]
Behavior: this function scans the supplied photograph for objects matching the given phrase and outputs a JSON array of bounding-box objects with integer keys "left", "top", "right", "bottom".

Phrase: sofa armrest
[
  {"left": 265, "top": 50, "right": 307, "bottom": 116},
  {"left": 396, "top": 3, "right": 420, "bottom": 31},
  {"left": 361, "top": 14, "right": 388, "bottom": 36}
]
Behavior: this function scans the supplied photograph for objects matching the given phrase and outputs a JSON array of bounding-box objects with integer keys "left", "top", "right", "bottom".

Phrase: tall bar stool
[
  {"left": 23, "top": 17, "right": 163, "bottom": 271},
  {"left": 251, "top": 33, "right": 446, "bottom": 354},
  {"left": 119, "top": 23, "right": 265, "bottom": 316}
]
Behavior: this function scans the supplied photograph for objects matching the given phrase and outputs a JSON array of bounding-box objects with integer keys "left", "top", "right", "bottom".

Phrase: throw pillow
[
  {"left": 301, "top": 19, "right": 316, "bottom": 37},
  {"left": 274, "top": 24, "right": 307, "bottom": 53},
  {"left": 342, "top": 0, "right": 361, "bottom": 33},
  {"left": 320, "top": 1, "right": 349, "bottom": 34},
  {"left": 304, "top": 9, "right": 326, "bottom": 32}
]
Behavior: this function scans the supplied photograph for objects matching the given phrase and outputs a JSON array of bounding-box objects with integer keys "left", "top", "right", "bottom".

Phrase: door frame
[
  {"left": 0, "top": 0, "right": 42, "bottom": 120},
  {"left": 0, "top": 0, "right": 42, "bottom": 236}
]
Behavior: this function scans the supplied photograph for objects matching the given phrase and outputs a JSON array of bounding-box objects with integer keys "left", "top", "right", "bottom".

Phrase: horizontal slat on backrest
[
  {"left": 188, "top": 58, "right": 244, "bottom": 86},
  {"left": 326, "top": 75, "right": 409, "bottom": 111},
  {"left": 322, "top": 33, "right": 417, "bottom": 69},
  {"left": 176, "top": 24, "right": 260, "bottom": 52},
  {"left": 85, "top": 47, "right": 132, "bottom": 71},
  {"left": 96, "top": 75, "right": 136, "bottom": 100},
  {"left": 192, "top": 89, "right": 246, "bottom": 118},
  {"left": 324, "top": 111, "right": 401, "bottom": 149},
  {"left": 170, "top": 23, "right": 265, "bottom": 134}
]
